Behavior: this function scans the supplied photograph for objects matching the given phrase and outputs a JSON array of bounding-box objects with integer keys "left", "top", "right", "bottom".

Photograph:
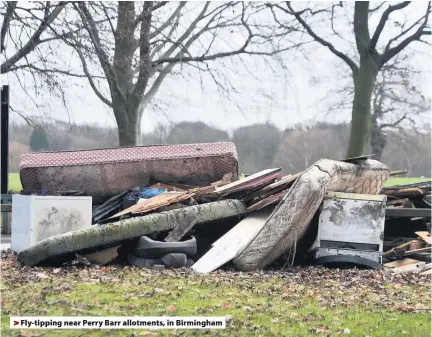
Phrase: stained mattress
[{"left": 20, "top": 142, "right": 239, "bottom": 203}]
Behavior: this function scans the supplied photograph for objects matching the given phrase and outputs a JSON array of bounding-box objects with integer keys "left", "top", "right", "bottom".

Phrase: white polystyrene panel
[{"left": 11, "top": 195, "right": 92, "bottom": 253}]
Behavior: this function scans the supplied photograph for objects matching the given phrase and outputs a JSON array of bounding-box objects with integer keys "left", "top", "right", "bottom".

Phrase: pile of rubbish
[
  {"left": 381, "top": 181, "right": 432, "bottom": 275},
  {"left": 11, "top": 143, "right": 431, "bottom": 274}
]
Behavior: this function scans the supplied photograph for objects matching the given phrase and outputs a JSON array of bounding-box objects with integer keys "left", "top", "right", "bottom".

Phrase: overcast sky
[{"left": 2, "top": 1, "right": 431, "bottom": 133}]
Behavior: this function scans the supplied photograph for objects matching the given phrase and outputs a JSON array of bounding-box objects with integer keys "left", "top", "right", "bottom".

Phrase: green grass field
[
  {"left": 1, "top": 256, "right": 430, "bottom": 337},
  {"left": 384, "top": 177, "right": 431, "bottom": 187},
  {"left": 6, "top": 173, "right": 431, "bottom": 192},
  {"left": 8, "top": 173, "right": 21, "bottom": 192}
]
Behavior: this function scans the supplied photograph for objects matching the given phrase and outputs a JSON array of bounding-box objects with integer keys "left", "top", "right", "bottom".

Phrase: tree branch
[
  {"left": 277, "top": 2, "right": 358, "bottom": 74},
  {"left": 380, "top": 2, "right": 431, "bottom": 67},
  {"left": 150, "top": 2, "right": 186, "bottom": 39},
  {"left": 134, "top": 1, "right": 167, "bottom": 28},
  {"left": 1, "top": 2, "right": 65, "bottom": 73},
  {"left": 133, "top": 1, "right": 154, "bottom": 100},
  {"left": 370, "top": 1, "right": 411, "bottom": 50},
  {"left": 75, "top": 2, "right": 126, "bottom": 101},
  {"left": 100, "top": 2, "right": 116, "bottom": 37},
  {"left": 0, "top": 1, "right": 17, "bottom": 53},
  {"left": 72, "top": 43, "right": 112, "bottom": 107}
]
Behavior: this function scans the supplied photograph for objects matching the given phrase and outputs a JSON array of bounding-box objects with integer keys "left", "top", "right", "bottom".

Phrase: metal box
[
  {"left": 315, "top": 192, "right": 386, "bottom": 266},
  {"left": 11, "top": 195, "right": 92, "bottom": 253}
]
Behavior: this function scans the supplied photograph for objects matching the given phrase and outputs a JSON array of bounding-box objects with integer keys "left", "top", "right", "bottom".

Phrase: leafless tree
[
  {"left": 1, "top": 1, "right": 90, "bottom": 124},
  {"left": 327, "top": 51, "right": 431, "bottom": 160},
  {"left": 62, "top": 1, "right": 299, "bottom": 146},
  {"left": 268, "top": 1, "right": 431, "bottom": 157}
]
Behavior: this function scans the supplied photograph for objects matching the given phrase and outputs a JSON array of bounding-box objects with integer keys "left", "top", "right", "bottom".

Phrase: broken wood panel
[
  {"left": 234, "top": 158, "right": 390, "bottom": 272},
  {"left": 404, "top": 247, "right": 432, "bottom": 255},
  {"left": 385, "top": 208, "right": 431, "bottom": 218},
  {"left": 164, "top": 219, "right": 198, "bottom": 242},
  {"left": 386, "top": 198, "right": 410, "bottom": 205},
  {"left": 247, "top": 190, "right": 287, "bottom": 212},
  {"left": 389, "top": 170, "right": 408, "bottom": 176},
  {"left": 16, "top": 199, "right": 248, "bottom": 267},
  {"left": 415, "top": 231, "right": 432, "bottom": 245},
  {"left": 342, "top": 154, "right": 375, "bottom": 162},
  {"left": 419, "top": 268, "right": 432, "bottom": 275},
  {"left": 110, "top": 192, "right": 193, "bottom": 218},
  {"left": 383, "top": 187, "right": 424, "bottom": 198},
  {"left": 262, "top": 172, "right": 302, "bottom": 191},
  {"left": 392, "top": 262, "right": 432, "bottom": 274},
  {"left": 223, "top": 172, "right": 283, "bottom": 195},
  {"left": 193, "top": 209, "right": 272, "bottom": 273},
  {"left": 215, "top": 168, "right": 281, "bottom": 194},
  {"left": 81, "top": 245, "right": 121, "bottom": 266},
  {"left": 241, "top": 183, "right": 288, "bottom": 204},
  {"left": 385, "top": 258, "right": 422, "bottom": 269},
  {"left": 383, "top": 241, "right": 412, "bottom": 257}
]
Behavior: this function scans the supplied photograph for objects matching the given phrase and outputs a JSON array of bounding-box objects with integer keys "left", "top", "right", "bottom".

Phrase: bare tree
[
  {"left": 268, "top": 1, "right": 431, "bottom": 157},
  {"left": 63, "top": 1, "right": 298, "bottom": 146},
  {"left": 327, "top": 52, "right": 431, "bottom": 160},
  {"left": 1, "top": 1, "right": 88, "bottom": 123}
]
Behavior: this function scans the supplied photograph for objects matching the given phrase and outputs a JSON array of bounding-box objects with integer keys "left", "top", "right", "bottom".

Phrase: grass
[
  {"left": 384, "top": 177, "right": 431, "bottom": 187},
  {"left": 0, "top": 259, "right": 430, "bottom": 337},
  {"left": 7, "top": 173, "right": 21, "bottom": 192}
]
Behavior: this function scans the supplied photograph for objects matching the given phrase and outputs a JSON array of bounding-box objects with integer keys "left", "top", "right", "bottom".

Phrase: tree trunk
[
  {"left": 114, "top": 102, "right": 142, "bottom": 147},
  {"left": 346, "top": 63, "right": 377, "bottom": 158},
  {"left": 370, "top": 112, "right": 386, "bottom": 161}
]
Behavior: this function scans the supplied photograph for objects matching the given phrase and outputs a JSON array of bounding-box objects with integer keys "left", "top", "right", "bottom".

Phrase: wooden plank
[
  {"left": 385, "top": 208, "right": 431, "bottom": 218},
  {"left": 415, "top": 231, "right": 432, "bottom": 245},
  {"left": 419, "top": 268, "right": 432, "bottom": 275},
  {"left": 247, "top": 190, "right": 287, "bottom": 212},
  {"left": 164, "top": 219, "right": 198, "bottom": 242},
  {"left": 109, "top": 192, "right": 192, "bottom": 219},
  {"left": 386, "top": 198, "right": 410, "bottom": 205},
  {"left": 342, "top": 154, "right": 375, "bottom": 162},
  {"left": 405, "top": 247, "right": 432, "bottom": 255},
  {"left": 262, "top": 172, "right": 302, "bottom": 191},
  {"left": 383, "top": 241, "right": 412, "bottom": 257},
  {"left": 192, "top": 209, "right": 271, "bottom": 273},
  {"left": 383, "top": 187, "right": 424, "bottom": 197},
  {"left": 385, "top": 258, "right": 421, "bottom": 269},
  {"left": 81, "top": 245, "right": 121, "bottom": 266},
  {"left": 392, "top": 262, "right": 432, "bottom": 274},
  {"left": 325, "top": 191, "right": 385, "bottom": 202},
  {"left": 389, "top": 170, "right": 408, "bottom": 176},
  {"left": 215, "top": 168, "right": 281, "bottom": 194}
]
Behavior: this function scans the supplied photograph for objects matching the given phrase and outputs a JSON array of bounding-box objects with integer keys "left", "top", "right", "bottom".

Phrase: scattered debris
[
  {"left": 16, "top": 200, "right": 247, "bottom": 267},
  {"left": 7, "top": 144, "right": 429, "bottom": 277},
  {"left": 233, "top": 159, "right": 390, "bottom": 272}
]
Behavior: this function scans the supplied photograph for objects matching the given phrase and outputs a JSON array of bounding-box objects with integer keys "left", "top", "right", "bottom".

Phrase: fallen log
[
  {"left": 233, "top": 159, "right": 390, "bottom": 272},
  {"left": 16, "top": 199, "right": 247, "bottom": 267}
]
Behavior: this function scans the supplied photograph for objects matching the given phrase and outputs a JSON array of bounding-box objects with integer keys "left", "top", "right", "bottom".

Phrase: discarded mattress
[
  {"left": 233, "top": 158, "right": 390, "bottom": 272},
  {"left": 16, "top": 199, "right": 247, "bottom": 267},
  {"left": 20, "top": 143, "right": 239, "bottom": 203}
]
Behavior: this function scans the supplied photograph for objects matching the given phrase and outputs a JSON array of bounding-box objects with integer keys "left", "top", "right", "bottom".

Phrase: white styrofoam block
[{"left": 11, "top": 195, "right": 92, "bottom": 253}]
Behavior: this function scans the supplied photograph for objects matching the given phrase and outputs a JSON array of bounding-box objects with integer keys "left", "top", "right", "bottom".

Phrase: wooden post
[{"left": 1, "top": 85, "right": 9, "bottom": 195}]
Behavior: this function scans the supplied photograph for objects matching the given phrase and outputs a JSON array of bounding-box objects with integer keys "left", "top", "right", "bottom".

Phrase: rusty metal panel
[{"left": 318, "top": 193, "right": 387, "bottom": 248}]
